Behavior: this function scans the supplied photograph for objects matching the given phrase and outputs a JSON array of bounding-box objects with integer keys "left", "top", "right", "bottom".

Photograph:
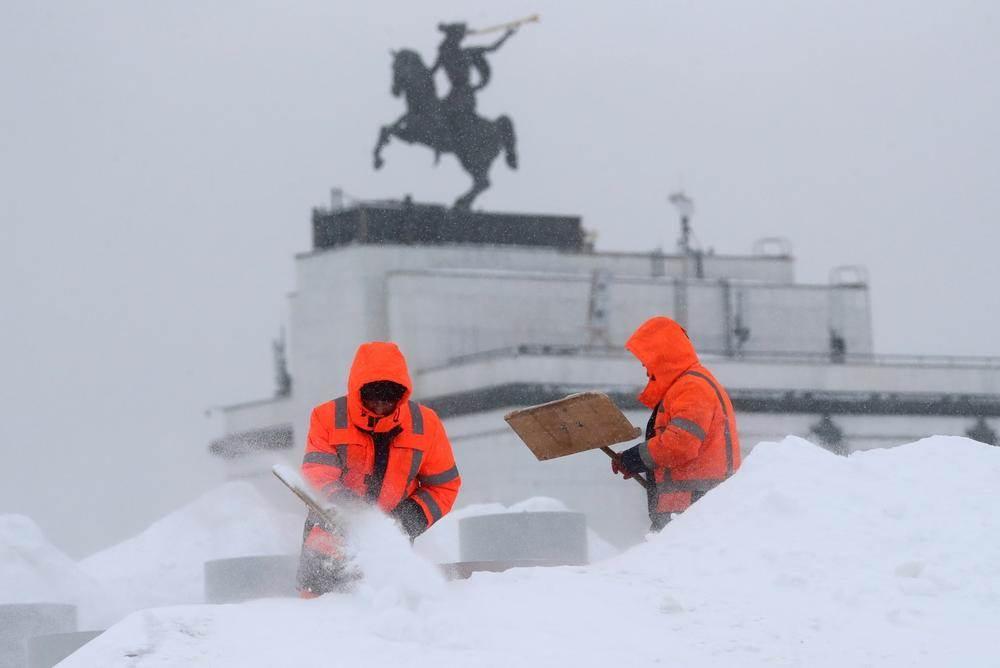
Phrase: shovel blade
[{"left": 504, "top": 392, "right": 642, "bottom": 461}]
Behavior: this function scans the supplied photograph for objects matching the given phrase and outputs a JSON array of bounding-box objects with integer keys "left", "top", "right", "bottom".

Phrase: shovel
[{"left": 504, "top": 392, "right": 650, "bottom": 490}]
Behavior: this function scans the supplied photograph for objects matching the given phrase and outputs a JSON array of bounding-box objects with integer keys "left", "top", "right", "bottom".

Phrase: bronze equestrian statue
[{"left": 373, "top": 21, "right": 524, "bottom": 210}]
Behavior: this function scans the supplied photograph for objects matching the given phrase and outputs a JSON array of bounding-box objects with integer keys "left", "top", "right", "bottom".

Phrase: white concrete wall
[
  {"left": 286, "top": 243, "right": 792, "bottom": 410},
  {"left": 282, "top": 244, "right": 808, "bottom": 411},
  {"left": 290, "top": 249, "right": 369, "bottom": 409},
  {"left": 415, "top": 351, "right": 1000, "bottom": 398},
  {"left": 222, "top": 397, "right": 294, "bottom": 434},
  {"left": 385, "top": 269, "right": 872, "bottom": 371},
  {"left": 297, "top": 244, "right": 795, "bottom": 285},
  {"left": 737, "top": 283, "right": 872, "bottom": 355},
  {"left": 386, "top": 271, "right": 593, "bottom": 367},
  {"left": 712, "top": 357, "right": 1000, "bottom": 395}
]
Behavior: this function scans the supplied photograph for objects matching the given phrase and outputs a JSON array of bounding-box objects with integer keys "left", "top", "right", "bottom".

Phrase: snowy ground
[{"left": 56, "top": 435, "right": 1000, "bottom": 667}]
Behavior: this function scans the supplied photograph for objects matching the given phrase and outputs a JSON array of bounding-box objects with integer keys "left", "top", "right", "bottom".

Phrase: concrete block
[
  {"left": 26, "top": 631, "right": 102, "bottom": 668},
  {"left": 459, "top": 512, "right": 588, "bottom": 565},
  {"left": 0, "top": 604, "right": 76, "bottom": 668},
  {"left": 204, "top": 555, "right": 298, "bottom": 603}
]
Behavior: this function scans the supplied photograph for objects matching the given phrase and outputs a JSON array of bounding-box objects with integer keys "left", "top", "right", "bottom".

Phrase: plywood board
[{"left": 504, "top": 392, "right": 642, "bottom": 461}]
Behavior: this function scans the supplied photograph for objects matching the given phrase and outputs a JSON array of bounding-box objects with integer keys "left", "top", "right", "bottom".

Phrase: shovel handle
[{"left": 601, "top": 446, "right": 651, "bottom": 490}]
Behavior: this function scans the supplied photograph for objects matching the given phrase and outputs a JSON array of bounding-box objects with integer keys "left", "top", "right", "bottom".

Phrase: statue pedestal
[{"left": 312, "top": 200, "right": 585, "bottom": 252}]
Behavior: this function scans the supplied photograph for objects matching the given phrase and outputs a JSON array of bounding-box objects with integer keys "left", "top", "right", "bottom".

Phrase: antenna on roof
[
  {"left": 668, "top": 191, "right": 695, "bottom": 256},
  {"left": 669, "top": 191, "right": 703, "bottom": 278}
]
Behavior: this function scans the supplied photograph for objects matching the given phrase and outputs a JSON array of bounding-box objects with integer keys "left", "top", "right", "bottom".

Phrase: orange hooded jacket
[
  {"left": 624, "top": 317, "right": 741, "bottom": 523},
  {"left": 297, "top": 342, "right": 460, "bottom": 594}
]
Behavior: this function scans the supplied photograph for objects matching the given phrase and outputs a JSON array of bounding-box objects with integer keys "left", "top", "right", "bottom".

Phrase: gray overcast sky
[{"left": 3, "top": 1, "right": 998, "bottom": 556}]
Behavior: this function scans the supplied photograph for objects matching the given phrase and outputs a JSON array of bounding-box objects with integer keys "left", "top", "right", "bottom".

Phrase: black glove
[
  {"left": 390, "top": 498, "right": 430, "bottom": 540},
  {"left": 613, "top": 444, "right": 650, "bottom": 479}
]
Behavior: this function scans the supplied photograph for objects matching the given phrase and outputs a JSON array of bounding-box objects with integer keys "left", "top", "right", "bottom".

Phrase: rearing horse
[{"left": 373, "top": 49, "right": 517, "bottom": 211}]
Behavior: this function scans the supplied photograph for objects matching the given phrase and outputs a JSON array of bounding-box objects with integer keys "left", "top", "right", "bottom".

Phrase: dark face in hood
[{"left": 347, "top": 342, "right": 413, "bottom": 432}]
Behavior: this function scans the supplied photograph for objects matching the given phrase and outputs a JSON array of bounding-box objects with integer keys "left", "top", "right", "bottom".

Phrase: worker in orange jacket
[
  {"left": 612, "top": 316, "right": 741, "bottom": 531},
  {"left": 297, "top": 341, "right": 461, "bottom": 595}
]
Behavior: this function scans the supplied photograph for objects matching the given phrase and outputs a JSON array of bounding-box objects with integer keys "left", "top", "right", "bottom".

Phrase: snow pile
[
  {"left": 606, "top": 435, "right": 1000, "bottom": 664},
  {"left": 62, "top": 435, "right": 1000, "bottom": 667},
  {"left": 333, "top": 506, "right": 448, "bottom": 628},
  {"left": 416, "top": 496, "right": 619, "bottom": 564},
  {"left": 80, "top": 481, "right": 301, "bottom": 622},
  {"left": 0, "top": 514, "right": 104, "bottom": 621}
]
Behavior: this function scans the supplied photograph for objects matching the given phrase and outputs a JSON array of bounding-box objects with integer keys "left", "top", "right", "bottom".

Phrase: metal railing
[{"left": 437, "top": 344, "right": 1000, "bottom": 371}]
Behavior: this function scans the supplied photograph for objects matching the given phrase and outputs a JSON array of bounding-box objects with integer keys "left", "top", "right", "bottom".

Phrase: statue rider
[
  {"left": 431, "top": 22, "right": 516, "bottom": 138},
  {"left": 374, "top": 19, "right": 522, "bottom": 209}
]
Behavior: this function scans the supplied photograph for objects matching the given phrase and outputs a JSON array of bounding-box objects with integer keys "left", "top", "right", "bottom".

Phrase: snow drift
[
  {"left": 1, "top": 482, "right": 303, "bottom": 628},
  {"left": 79, "top": 481, "right": 301, "bottom": 623},
  {"left": 61, "top": 435, "right": 1000, "bottom": 667},
  {"left": 0, "top": 515, "right": 104, "bottom": 620}
]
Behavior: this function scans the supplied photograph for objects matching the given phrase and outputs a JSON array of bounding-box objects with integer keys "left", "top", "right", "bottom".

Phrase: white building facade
[{"left": 213, "top": 201, "right": 1000, "bottom": 547}]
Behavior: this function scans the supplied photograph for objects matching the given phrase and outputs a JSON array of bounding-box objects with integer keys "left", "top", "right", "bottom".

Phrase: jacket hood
[
  {"left": 347, "top": 341, "right": 413, "bottom": 432},
  {"left": 625, "top": 316, "right": 699, "bottom": 408}
]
